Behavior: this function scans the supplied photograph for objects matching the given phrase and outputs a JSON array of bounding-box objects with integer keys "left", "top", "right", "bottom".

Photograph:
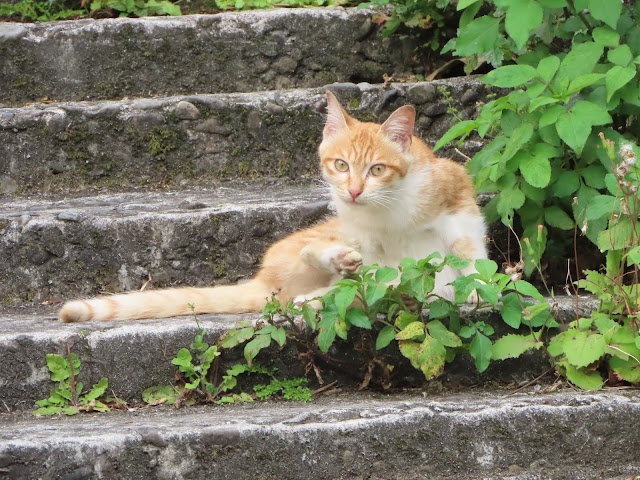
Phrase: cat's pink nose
[{"left": 349, "top": 188, "right": 362, "bottom": 200}]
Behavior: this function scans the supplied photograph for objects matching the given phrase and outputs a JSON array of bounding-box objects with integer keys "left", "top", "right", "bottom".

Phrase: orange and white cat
[{"left": 59, "top": 91, "right": 487, "bottom": 322}]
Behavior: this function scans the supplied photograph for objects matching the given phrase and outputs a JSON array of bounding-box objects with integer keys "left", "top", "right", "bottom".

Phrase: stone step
[
  {"left": 0, "top": 296, "right": 596, "bottom": 411},
  {"left": 0, "top": 180, "right": 329, "bottom": 303},
  {"left": 0, "top": 7, "right": 422, "bottom": 106},
  {"left": 0, "top": 79, "right": 491, "bottom": 195},
  {"left": 1, "top": 390, "right": 639, "bottom": 479}
]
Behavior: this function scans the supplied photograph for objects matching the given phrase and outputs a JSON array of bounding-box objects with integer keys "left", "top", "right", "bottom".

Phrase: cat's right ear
[{"left": 323, "top": 91, "right": 349, "bottom": 139}]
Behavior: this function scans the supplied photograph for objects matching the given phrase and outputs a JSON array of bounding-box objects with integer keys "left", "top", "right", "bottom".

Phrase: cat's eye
[
  {"left": 334, "top": 159, "right": 349, "bottom": 172},
  {"left": 369, "top": 164, "right": 386, "bottom": 176}
]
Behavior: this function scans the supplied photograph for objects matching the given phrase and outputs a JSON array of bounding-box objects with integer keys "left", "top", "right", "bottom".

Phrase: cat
[{"left": 58, "top": 91, "right": 487, "bottom": 322}]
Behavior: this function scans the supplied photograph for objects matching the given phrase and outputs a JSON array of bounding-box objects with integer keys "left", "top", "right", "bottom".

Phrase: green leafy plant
[
  {"left": 212, "top": 0, "right": 333, "bottom": 11},
  {"left": 34, "top": 349, "right": 110, "bottom": 416},
  {"left": 0, "top": 0, "right": 84, "bottom": 21},
  {"left": 90, "top": 0, "right": 181, "bottom": 17},
  {"left": 254, "top": 377, "right": 311, "bottom": 402}
]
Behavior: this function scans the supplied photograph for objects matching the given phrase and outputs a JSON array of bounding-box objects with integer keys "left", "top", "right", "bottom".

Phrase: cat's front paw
[{"left": 326, "top": 246, "right": 363, "bottom": 276}]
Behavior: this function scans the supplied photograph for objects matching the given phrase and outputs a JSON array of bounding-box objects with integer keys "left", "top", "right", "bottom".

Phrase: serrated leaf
[
  {"left": 271, "top": 327, "right": 286, "bottom": 347},
  {"left": 552, "top": 171, "right": 580, "bottom": 197},
  {"left": 365, "top": 283, "right": 388, "bottom": 306},
  {"left": 606, "top": 66, "right": 637, "bottom": 101},
  {"left": 481, "top": 65, "right": 538, "bottom": 88},
  {"left": 473, "top": 259, "right": 498, "bottom": 280},
  {"left": 514, "top": 280, "right": 545, "bottom": 300},
  {"left": 470, "top": 332, "right": 492, "bottom": 373},
  {"left": 565, "top": 364, "right": 603, "bottom": 390},
  {"left": 374, "top": 266, "right": 398, "bottom": 283},
  {"left": 477, "top": 283, "right": 500, "bottom": 306},
  {"left": 417, "top": 335, "right": 446, "bottom": 379},
  {"left": 346, "top": 308, "right": 372, "bottom": 329},
  {"left": 537, "top": 55, "right": 560, "bottom": 83},
  {"left": 302, "top": 304, "right": 318, "bottom": 330},
  {"left": 504, "top": 0, "right": 543, "bottom": 50},
  {"left": 563, "top": 330, "right": 606, "bottom": 368},
  {"left": 586, "top": 194, "right": 618, "bottom": 220},
  {"left": 597, "top": 219, "right": 634, "bottom": 251},
  {"left": 491, "top": 334, "right": 542, "bottom": 360},
  {"left": 555, "top": 111, "right": 592, "bottom": 156},
  {"left": 317, "top": 322, "right": 336, "bottom": 353},
  {"left": 501, "top": 305, "right": 523, "bottom": 329},
  {"left": 427, "top": 320, "right": 462, "bottom": 348},
  {"left": 545, "top": 206, "right": 574, "bottom": 230},
  {"left": 244, "top": 334, "right": 271, "bottom": 366},
  {"left": 455, "top": 16, "right": 501, "bottom": 57},
  {"left": 557, "top": 42, "right": 604, "bottom": 82},
  {"left": 396, "top": 321, "right": 425, "bottom": 341},
  {"left": 539, "top": 104, "right": 566, "bottom": 127},
  {"left": 519, "top": 152, "right": 552, "bottom": 188},
  {"left": 376, "top": 325, "right": 397, "bottom": 350},
  {"left": 572, "top": 101, "right": 613, "bottom": 126},
  {"left": 434, "top": 120, "right": 480, "bottom": 151},
  {"left": 334, "top": 285, "right": 357, "bottom": 320}
]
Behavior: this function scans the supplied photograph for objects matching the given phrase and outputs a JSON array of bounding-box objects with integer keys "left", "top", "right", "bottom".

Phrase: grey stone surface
[
  {"left": 0, "top": 296, "right": 598, "bottom": 410},
  {"left": 0, "top": 8, "right": 421, "bottom": 106},
  {"left": 0, "top": 79, "right": 498, "bottom": 194},
  {"left": 1, "top": 391, "right": 639, "bottom": 479},
  {"left": 0, "top": 181, "right": 330, "bottom": 303}
]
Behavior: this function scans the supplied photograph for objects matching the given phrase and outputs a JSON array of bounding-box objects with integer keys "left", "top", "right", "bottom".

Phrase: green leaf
[
  {"left": 477, "top": 283, "right": 500, "bottom": 306},
  {"left": 375, "top": 266, "right": 398, "bottom": 283},
  {"left": 334, "top": 285, "right": 357, "bottom": 320},
  {"left": 519, "top": 152, "right": 551, "bottom": 188},
  {"left": 302, "top": 304, "right": 318, "bottom": 330},
  {"left": 555, "top": 111, "right": 591, "bottom": 156},
  {"left": 82, "top": 378, "right": 108, "bottom": 403},
  {"left": 567, "top": 73, "right": 605, "bottom": 94},
  {"left": 429, "top": 299, "right": 451, "bottom": 319},
  {"left": 366, "top": 283, "right": 388, "bottom": 306},
  {"left": 556, "top": 42, "right": 604, "bottom": 82},
  {"left": 244, "top": 334, "right": 271, "bottom": 366},
  {"left": 346, "top": 308, "right": 372, "bottom": 329},
  {"left": 472, "top": 259, "right": 497, "bottom": 280},
  {"left": 480, "top": 65, "right": 538, "bottom": 88},
  {"left": 491, "top": 334, "right": 542, "bottom": 360},
  {"left": 597, "top": 218, "right": 634, "bottom": 251},
  {"left": 376, "top": 325, "right": 397, "bottom": 350},
  {"left": 605, "top": 65, "right": 637, "bottom": 101},
  {"left": 537, "top": 55, "right": 560, "bottom": 83},
  {"left": 572, "top": 101, "right": 613, "bottom": 126},
  {"left": 396, "top": 321, "right": 425, "bottom": 341},
  {"left": 592, "top": 26, "right": 620, "bottom": 47},
  {"left": 514, "top": 280, "right": 545, "bottom": 300},
  {"left": 504, "top": 0, "right": 543, "bottom": 50},
  {"left": 586, "top": 194, "right": 618, "bottom": 220},
  {"left": 608, "top": 44, "right": 633, "bottom": 67},
  {"left": 171, "top": 348, "right": 192, "bottom": 367},
  {"left": 271, "top": 327, "right": 286, "bottom": 347},
  {"left": 427, "top": 320, "right": 462, "bottom": 348},
  {"left": 562, "top": 330, "right": 606, "bottom": 368},
  {"left": 46, "top": 354, "right": 70, "bottom": 382},
  {"left": 565, "top": 364, "right": 603, "bottom": 390},
  {"left": 455, "top": 16, "right": 501, "bottom": 57},
  {"left": 398, "top": 340, "right": 421, "bottom": 369},
  {"left": 470, "top": 332, "right": 492, "bottom": 373},
  {"left": 539, "top": 104, "right": 566, "bottom": 127},
  {"left": 503, "top": 123, "right": 534, "bottom": 162},
  {"left": 142, "top": 385, "right": 179, "bottom": 405},
  {"left": 497, "top": 186, "right": 525, "bottom": 216},
  {"left": 457, "top": 0, "right": 482, "bottom": 9},
  {"left": 317, "top": 322, "right": 336, "bottom": 353},
  {"left": 545, "top": 206, "right": 574, "bottom": 230},
  {"left": 581, "top": 164, "right": 607, "bottom": 189},
  {"left": 588, "top": 0, "right": 621, "bottom": 29},
  {"left": 417, "top": 335, "right": 446, "bottom": 379},
  {"left": 552, "top": 171, "right": 580, "bottom": 197},
  {"left": 433, "top": 120, "right": 479, "bottom": 151}
]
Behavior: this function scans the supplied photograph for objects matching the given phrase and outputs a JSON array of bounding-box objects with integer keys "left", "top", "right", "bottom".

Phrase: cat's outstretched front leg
[{"left": 295, "top": 242, "right": 362, "bottom": 306}]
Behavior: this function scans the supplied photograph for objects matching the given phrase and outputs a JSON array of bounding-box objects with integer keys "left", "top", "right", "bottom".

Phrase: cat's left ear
[{"left": 380, "top": 105, "right": 415, "bottom": 153}]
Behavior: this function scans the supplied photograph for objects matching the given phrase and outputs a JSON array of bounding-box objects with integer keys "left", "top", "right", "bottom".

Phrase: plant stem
[{"left": 66, "top": 342, "right": 78, "bottom": 406}]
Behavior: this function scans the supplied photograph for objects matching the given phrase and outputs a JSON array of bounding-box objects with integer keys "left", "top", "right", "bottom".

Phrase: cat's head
[{"left": 319, "top": 91, "right": 416, "bottom": 207}]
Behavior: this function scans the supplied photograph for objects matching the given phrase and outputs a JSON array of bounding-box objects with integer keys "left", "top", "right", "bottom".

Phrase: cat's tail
[{"left": 58, "top": 279, "right": 275, "bottom": 322}]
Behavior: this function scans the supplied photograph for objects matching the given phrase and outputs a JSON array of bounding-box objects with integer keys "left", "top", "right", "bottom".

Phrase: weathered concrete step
[
  {"left": 1, "top": 391, "right": 639, "bottom": 479},
  {"left": 0, "top": 7, "right": 421, "bottom": 106},
  {"left": 0, "top": 79, "right": 491, "bottom": 195},
  {"left": 0, "top": 180, "right": 329, "bottom": 303},
  {"left": 0, "top": 296, "right": 598, "bottom": 411}
]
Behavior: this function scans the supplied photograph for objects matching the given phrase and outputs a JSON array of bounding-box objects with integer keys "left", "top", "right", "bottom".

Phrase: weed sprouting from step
[
  {"left": 143, "top": 304, "right": 311, "bottom": 406},
  {"left": 34, "top": 347, "right": 110, "bottom": 416}
]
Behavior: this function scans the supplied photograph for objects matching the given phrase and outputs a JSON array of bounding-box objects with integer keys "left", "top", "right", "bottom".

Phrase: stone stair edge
[
  {"left": 0, "top": 6, "right": 423, "bottom": 106},
  {"left": 1, "top": 390, "right": 639, "bottom": 480},
  {"left": 0, "top": 78, "right": 491, "bottom": 196}
]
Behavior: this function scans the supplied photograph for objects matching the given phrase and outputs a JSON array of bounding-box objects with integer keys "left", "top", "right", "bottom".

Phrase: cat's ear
[
  {"left": 380, "top": 105, "right": 415, "bottom": 153},
  {"left": 323, "top": 91, "right": 350, "bottom": 139}
]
